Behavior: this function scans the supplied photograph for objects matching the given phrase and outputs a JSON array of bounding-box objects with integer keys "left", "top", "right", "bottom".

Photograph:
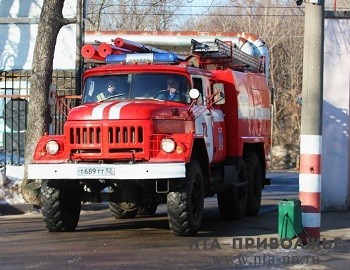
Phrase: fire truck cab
[{"left": 28, "top": 34, "right": 271, "bottom": 236}]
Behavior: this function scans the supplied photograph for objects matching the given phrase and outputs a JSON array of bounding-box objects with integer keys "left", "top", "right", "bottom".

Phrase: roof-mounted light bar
[{"left": 106, "top": 52, "right": 178, "bottom": 64}]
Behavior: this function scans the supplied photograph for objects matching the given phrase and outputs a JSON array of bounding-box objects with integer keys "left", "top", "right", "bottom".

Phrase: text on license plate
[{"left": 77, "top": 167, "right": 115, "bottom": 176}]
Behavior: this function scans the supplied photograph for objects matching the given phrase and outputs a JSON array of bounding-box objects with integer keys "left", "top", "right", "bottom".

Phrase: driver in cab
[
  {"left": 157, "top": 79, "right": 181, "bottom": 101},
  {"left": 96, "top": 80, "right": 123, "bottom": 101}
]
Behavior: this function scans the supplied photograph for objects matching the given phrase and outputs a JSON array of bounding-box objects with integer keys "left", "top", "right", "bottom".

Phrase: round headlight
[
  {"left": 46, "top": 140, "right": 59, "bottom": 155},
  {"left": 161, "top": 138, "right": 176, "bottom": 153}
]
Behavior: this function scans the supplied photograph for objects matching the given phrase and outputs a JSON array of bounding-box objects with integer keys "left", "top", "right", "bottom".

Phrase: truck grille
[
  {"left": 67, "top": 123, "right": 147, "bottom": 159},
  {"left": 107, "top": 126, "right": 143, "bottom": 144},
  {"left": 69, "top": 126, "right": 102, "bottom": 144}
]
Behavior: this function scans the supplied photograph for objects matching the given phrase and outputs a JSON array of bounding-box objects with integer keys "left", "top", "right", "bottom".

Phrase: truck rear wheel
[
  {"left": 109, "top": 202, "right": 138, "bottom": 219},
  {"left": 41, "top": 179, "right": 81, "bottom": 232},
  {"left": 217, "top": 160, "right": 248, "bottom": 220},
  {"left": 244, "top": 151, "right": 262, "bottom": 216},
  {"left": 167, "top": 160, "right": 204, "bottom": 236}
]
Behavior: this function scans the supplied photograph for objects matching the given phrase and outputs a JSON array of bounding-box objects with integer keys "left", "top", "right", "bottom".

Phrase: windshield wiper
[{"left": 98, "top": 93, "right": 125, "bottom": 102}]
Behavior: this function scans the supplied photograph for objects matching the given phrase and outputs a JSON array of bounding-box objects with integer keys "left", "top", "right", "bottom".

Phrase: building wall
[
  {"left": 0, "top": 0, "right": 76, "bottom": 70},
  {"left": 322, "top": 18, "right": 350, "bottom": 211}
]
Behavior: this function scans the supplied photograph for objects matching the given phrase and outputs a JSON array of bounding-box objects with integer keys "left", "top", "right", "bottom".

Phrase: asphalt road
[{"left": 0, "top": 172, "right": 316, "bottom": 270}]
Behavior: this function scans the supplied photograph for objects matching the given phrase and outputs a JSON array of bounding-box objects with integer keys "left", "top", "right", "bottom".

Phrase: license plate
[{"left": 77, "top": 166, "right": 115, "bottom": 176}]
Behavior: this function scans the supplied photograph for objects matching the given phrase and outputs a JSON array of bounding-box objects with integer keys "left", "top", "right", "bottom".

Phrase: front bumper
[{"left": 27, "top": 162, "right": 186, "bottom": 180}]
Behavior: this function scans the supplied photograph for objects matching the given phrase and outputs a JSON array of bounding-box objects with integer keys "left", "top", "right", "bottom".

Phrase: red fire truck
[{"left": 28, "top": 32, "right": 272, "bottom": 236}]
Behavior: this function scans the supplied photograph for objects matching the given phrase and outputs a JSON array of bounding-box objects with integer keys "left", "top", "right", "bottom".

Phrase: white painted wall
[
  {"left": 0, "top": 0, "right": 76, "bottom": 70},
  {"left": 322, "top": 18, "right": 350, "bottom": 211}
]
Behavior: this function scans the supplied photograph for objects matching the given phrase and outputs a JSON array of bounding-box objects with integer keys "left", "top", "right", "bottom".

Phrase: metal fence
[{"left": 0, "top": 70, "right": 78, "bottom": 167}]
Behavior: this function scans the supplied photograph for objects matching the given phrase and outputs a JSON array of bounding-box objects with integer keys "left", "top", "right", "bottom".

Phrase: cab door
[{"left": 192, "top": 76, "right": 225, "bottom": 163}]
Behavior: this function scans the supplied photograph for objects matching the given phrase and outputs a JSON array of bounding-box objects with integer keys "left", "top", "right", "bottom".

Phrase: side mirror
[
  {"left": 189, "top": 88, "right": 200, "bottom": 100},
  {"left": 187, "top": 88, "right": 200, "bottom": 114},
  {"left": 213, "top": 83, "right": 225, "bottom": 105}
]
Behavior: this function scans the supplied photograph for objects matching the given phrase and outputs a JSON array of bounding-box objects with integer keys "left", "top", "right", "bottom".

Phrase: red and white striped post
[
  {"left": 299, "top": 135, "right": 322, "bottom": 239},
  {"left": 299, "top": 1, "right": 324, "bottom": 240}
]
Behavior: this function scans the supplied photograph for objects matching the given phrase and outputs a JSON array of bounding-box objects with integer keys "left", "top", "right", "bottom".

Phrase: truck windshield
[{"left": 82, "top": 73, "right": 191, "bottom": 104}]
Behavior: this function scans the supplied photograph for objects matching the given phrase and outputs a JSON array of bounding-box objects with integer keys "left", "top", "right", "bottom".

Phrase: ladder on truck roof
[
  {"left": 82, "top": 37, "right": 265, "bottom": 74},
  {"left": 191, "top": 38, "right": 264, "bottom": 73}
]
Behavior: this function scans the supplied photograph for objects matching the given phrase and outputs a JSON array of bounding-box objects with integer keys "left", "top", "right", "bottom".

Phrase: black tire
[
  {"left": 167, "top": 160, "right": 204, "bottom": 236},
  {"left": 217, "top": 160, "right": 248, "bottom": 220},
  {"left": 244, "top": 151, "right": 263, "bottom": 216},
  {"left": 109, "top": 202, "right": 138, "bottom": 219},
  {"left": 41, "top": 179, "right": 81, "bottom": 232}
]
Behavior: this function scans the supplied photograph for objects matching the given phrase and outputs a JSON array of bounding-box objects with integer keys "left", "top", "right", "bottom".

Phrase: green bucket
[{"left": 278, "top": 199, "right": 303, "bottom": 239}]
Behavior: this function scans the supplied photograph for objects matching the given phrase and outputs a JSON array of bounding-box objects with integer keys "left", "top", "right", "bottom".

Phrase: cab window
[{"left": 192, "top": 78, "right": 204, "bottom": 104}]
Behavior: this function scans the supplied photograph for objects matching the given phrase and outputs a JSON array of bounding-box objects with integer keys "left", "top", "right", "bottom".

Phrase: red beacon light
[{"left": 106, "top": 52, "right": 179, "bottom": 64}]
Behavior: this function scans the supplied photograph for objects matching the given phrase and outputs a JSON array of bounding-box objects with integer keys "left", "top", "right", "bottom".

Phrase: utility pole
[
  {"left": 299, "top": 0, "right": 324, "bottom": 240},
  {"left": 76, "top": 0, "right": 85, "bottom": 96}
]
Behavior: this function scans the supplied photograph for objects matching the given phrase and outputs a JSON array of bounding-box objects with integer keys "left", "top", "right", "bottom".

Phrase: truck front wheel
[
  {"left": 41, "top": 179, "right": 81, "bottom": 232},
  {"left": 167, "top": 160, "right": 204, "bottom": 236}
]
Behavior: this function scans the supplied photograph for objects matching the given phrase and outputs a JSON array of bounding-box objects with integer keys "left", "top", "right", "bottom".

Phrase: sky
[{"left": 181, "top": 0, "right": 223, "bottom": 16}]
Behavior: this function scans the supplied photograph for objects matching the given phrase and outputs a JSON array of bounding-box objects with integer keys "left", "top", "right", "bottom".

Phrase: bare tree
[
  {"left": 21, "top": 0, "right": 72, "bottom": 205},
  {"left": 85, "top": 0, "right": 183, "bottom": 31}
]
